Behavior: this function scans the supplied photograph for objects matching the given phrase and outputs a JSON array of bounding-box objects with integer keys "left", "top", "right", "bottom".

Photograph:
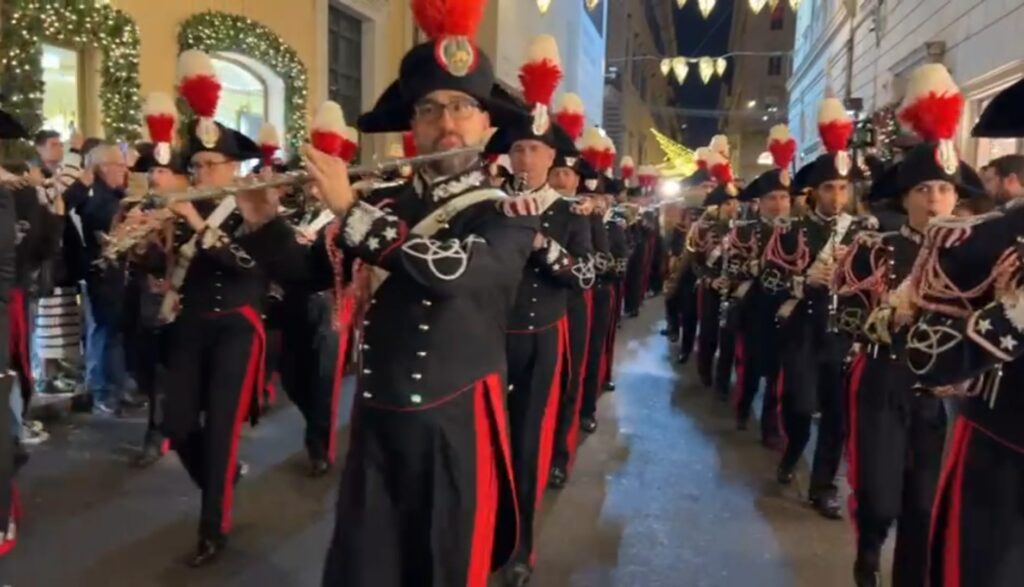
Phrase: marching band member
[
  {"left": 765, "top": 97, "right": 871, "bottom": 519},
  {"left": 0, "top": 106, "right": 26, "bottom": 557},
  {"left": 902, "top": 74, "right": 1024, "bottom": 587},
  {"left": 159, "top": 50, "right": 309, "bottom": 565},
  {"left": 304, "top": 1, "right": 537, "bottom": 584},
  {"left": 694, "top": 153, "right": 740, "bottom": 392},
  {"left": 731, "top": 125, "right": 795, "bottom": 447},
  {"left": 485, "top": 34, "right": 594, "bottom": 585}
]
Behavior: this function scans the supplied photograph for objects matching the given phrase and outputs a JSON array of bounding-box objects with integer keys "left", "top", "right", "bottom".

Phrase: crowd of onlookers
[{"left": 2, "top": 130, "right": 153, "bottom": 453}]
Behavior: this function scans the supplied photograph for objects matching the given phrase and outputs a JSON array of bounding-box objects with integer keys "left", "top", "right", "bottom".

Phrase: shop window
[
  {"left": 768, "top": 56, "right": 783, "bottom": 76},
  {"left": 971, "top": 92, "right": 1023, "bottom": 167},
  {"left": 210, "top": 57, "right": 267, "bottom": 139},
  {"left": 40, "top": 43, "right": 81, "bottom": 140}
]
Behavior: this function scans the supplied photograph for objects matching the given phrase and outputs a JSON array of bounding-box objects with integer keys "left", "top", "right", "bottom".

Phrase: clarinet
[
  {"left": 826, "top": 217, "right": 841, "bottom": 333},
  {"left": 718, "top": 220, "right": 734, "bottom": 329}
]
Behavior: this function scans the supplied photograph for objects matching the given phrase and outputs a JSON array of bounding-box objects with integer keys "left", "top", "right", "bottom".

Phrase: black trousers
[
  {"left": 735, "top": 301, "right": 782, "bottom": 440},
  {"left": 280, "top": 293, "right": 352, "bottom": 463},
  {"left": 696, "top": 284, "right": 721, "bottom": 387},
  {"left": 137, "top": 326, "right": 167, "bottom": 446},
  {"left": 778, "top": 316, "right": 850, "bottom": 498},
  {"left": 581, "top": 284, "right": 615, "bottom": 419},
  {"left": 323, "top": 373, "right": 516, "bottom": 587},
  {"left": 929, "top": 417, "right": 1024, "bottom": 587},
  {"left": 678, "top": 274, "right": 699, "bottom": 358},
  {"left": 552, "top": 293, "right": 591, "bottom": 473},
  {"left": 714, "top": 308, "right": 737, "bottom": 399},
  {"left": 624, "top": 248, "right": 647, "bottom": 316},
  {"left": 160, "top": 309, "right": 263, "bottom": 539},
  {"left": 0, "top": 373, "right": 15, "bottom": 546},
  {"left": 506, "top": 320, "right": 565, "bottom": 565},
  {"left": 848, "top": 352, "right": 946, "bottom": 586}
]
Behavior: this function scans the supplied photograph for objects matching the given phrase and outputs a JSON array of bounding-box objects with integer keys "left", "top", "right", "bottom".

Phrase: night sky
[{"left": 673, "top": 0, "right": 735, "bottom": 147}]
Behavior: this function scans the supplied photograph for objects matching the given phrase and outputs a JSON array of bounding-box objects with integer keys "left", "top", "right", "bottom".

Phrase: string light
[
  {"left": 790, "top": 0, "right": 803, "bottom": 9},
  {"left": 715, "top": 57, "right": 728, "bottom": 77},
  {"left": 671, "top": 58, "right": 689, "bottom": 84},
  {"left": 698, "top": 57, "right": 715, "bottom": 83},
  {"left": 749, "top": 0, "right": 767, "bottom": 13},
  {"left": 585, "top": 0, "right": 600, "bottom": 11},
  {"left": 0, "top": 0, "right": 142, "bottom": 153},
  {"left": 660, "top": 58, "right": 672, "bottom": 77},
  {"left": 676, "top": 0, "right": 688, "bottom": 8},
  {"left": 697, "top": 0, "right": 716, "bottom": 18},
  {"left": 537, "top": 0, "right": 551, "bottom": 14}
]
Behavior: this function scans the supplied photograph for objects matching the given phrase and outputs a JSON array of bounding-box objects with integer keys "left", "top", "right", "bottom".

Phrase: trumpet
[{"left": 122, "top": 146, "right": 485, "bottom": 208}]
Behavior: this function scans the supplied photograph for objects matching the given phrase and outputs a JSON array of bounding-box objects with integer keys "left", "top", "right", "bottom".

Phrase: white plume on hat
[
  {"left": 176, "top": 49, "right": 216, "bottom": 82},
  {"left": 817, "top": 97, "right": 850, "bottom": 125},
  {"left": 556, "top": 93, "right": 584, "bottom": 113},
  {"left": 142, "top": 92, "right": 176, "bottom": 119},
  {"left": 313, "top": 101, "right": 346, "bottom": 134},
  {"left": 709, "top": 134, "right": 730, "bottom": 157},
  {"left": 579, "top": 126, "right": 607, "bottom": 151},
  {"left": 341, "top": 126, "right": 359, "bottom": 145},
  {"left": 768, "top": 124, "right": 791, "bottom": 143},
  {"left": 526, "top": 34, "right": 561, "bottom": 68},
  {"left": 900, "top": 64, "right": 959, "bottom": 113},
  {"left": 258, "top": 122, "right": 280, "bottom": 148}
]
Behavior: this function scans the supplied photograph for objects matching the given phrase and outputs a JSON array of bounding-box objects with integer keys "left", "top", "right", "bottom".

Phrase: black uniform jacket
[
  {"left": 906, "top": 203, "right": 1024, "bottom": 449},
  {"left": 321, "top": 166, "right": 538, "bottom": 409},
  {"left": 10, "top": 185, "right": 63, "bottom": 291},
  {"left": 604, "top": 213, "right": 630, "bottom": 282},
  {"left": 508, "top": 186, "right": 593, "bottom": 332}
]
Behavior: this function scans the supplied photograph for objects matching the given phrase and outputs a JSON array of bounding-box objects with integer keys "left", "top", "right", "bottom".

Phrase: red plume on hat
[
  {"left": 142, "top": 92, "right": 176, "bottom": 165},
  {"left": 554, "top": 93, "right": 585, "bottom": 141},
  {"left": 520, "top": 35, "right": 562, "bottom": 108},
  {"left": 767, "top": 124, "right": 796, "bottom": 169},
  {"left": 402, "top": 131, "right": 417, "bottom": 158},
  {"left": 311, "top": 101, "right": 347, "bottom": 157},
  {"left": 638, "top": 165, "right": 659, "bottom": 189},
  {"left": 412, "top": 0, "right": 486, "bottom": 40},
  {"left": 706, "top": 150, "right": 734, "bottom": 185},
  {"left": 177, "top": 50, "right": 222, "bottom": 147},
  {"left": 620, "top": 156, "right": 636, "bottom": 181},
  {"left": 898, "top": 63, "right": 963, "bottom": 143},
  {"left": 257, "top": 122, "right": 280, "bottom": 166},
  {"left": 339, "top": 126, "right": 359, "bottom": 163},
  {"left": 817, "top": 97, "right": 853, "bottom": 153}
]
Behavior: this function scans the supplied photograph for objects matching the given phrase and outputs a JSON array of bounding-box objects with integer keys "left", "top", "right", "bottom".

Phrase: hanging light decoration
[
  {"left": 715, "top": 57, "right": 728, "bottom": 77},
  {"left": 586, "top": 0, "right": 600, "bottom": 11},
  {"left": 789, "top": 0, "right": 802, "bottom": 9},
  {"left": 537, "top": 0, "right": 551, "bottom": 14},
  {"left": 697, "top": 0, "right": 716, "bottom": 18},
  {"left": 676, "top": 0, "right": 688, "bottom": 8},
  {"left": 672, "top": 57, "right": 689, "bottom": 84},
  {"left": 660, "top": 58, "right": 672, "bottom": 77},
  {"left": 748, "top": 0, "right": 767, "bottom": 12},
  {"left": 698, "top": 57, "right": 715, "bottom": 84}
]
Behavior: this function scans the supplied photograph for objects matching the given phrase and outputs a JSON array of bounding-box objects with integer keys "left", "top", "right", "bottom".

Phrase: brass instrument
[{"left": 826, "top": 217, "right": 841, "bottom": 333}]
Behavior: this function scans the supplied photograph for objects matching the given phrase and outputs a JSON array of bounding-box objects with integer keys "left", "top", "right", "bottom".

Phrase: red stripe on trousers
[
  {"left": 0, "top": 484, "right": 20, "bottom": 557},
  {"left": 775, "top": 368, "right": 788, "bottom": 449},
  {"left": 8, "top": 288, "right": 32, "bottom": 391},
  {"left": 730, "top": 334, "right": 745, "bottom": 410},
  {"left": 926, "top": 417, "right": 972, "bottom": 587},
  {"left": 566, "top": 290, "right": 594, "bottom": 471},
  {"left": 220, "top": 306, "right": 265, "bottom": 534},
  {"left": 327, "top": 296, "right": 356, "bottom": 463},
  {"left": 844, "top": 352, "right": 868, "bottom": 538},
  {"left": 467, "top": 377, "right": 500, "bottom": 587},
  {"left": 535, "top": 318, "right": 569, "bottom": 515}
]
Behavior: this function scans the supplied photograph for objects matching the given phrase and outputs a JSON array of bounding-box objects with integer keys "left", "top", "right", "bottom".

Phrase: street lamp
[
  {"left": 748, "top": 99, "right": 757, "bottom": 108},
  {"left": 586, "top": 0, "right": 601, "bottom": 10}
]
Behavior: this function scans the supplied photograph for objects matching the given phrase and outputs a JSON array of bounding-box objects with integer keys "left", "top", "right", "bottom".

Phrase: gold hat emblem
[
  {"left": 436, "top": 36, "right": 477, "bottom": 78},
  {"left": 935, "top": 140, "right": 959, "bottom": 175},
  {"left": 196, "top": 118, "right": 220, "bottom": 150},
  {"left": 779, "top": 168, "right": 791, "bottom": 187},
  {"left": 835, "top": 151, "right": 851, "bottom": 177}
]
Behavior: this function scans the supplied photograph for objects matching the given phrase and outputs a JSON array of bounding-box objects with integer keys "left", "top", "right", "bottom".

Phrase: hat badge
[
  {"left": 565, "top": 156, "right": 578, "bottom": 166},
  {"left": 585, "top": 178, "right": 598, "bottom": 191},
  {"left": 779, "top": 168, "right": 791, "bottom": 188},
  {"left": 435, "top": 36, "right": 476, "bottom": 78},
  {"left": 935, "top": 139, "right": 959, "bottom": 175},
  {"left": 835, "top": 150, "right": 851, "bottom": 177},
  {"left": 531, "top": 103, "right": 551, "bottom": 137},
  {"left": 154, "top": 142, "right": 171, "bottom": 166},
  {"left": 196, "top": 117, "right": 220, "bottom": 149}
]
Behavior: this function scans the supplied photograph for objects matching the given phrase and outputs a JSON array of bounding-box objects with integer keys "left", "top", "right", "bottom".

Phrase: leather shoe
[
  {"left": 504, "top": 562, "right": 532, "bottom": 587},
  {"left": 603, "top": 381, "right": 616, "bottom": 392},
  {"left": 548, "top": 465, "right": 567, "bottom": 489},
  {"left": 580, "top": 416, "right": 598, "bottom": 434},
  {"left": 309, "top": 458, "right": 331, "bottom": 478},
  {"left": 776, "top": 465, "right": 795, "bottom": 485},
  {"left": 810, "top": 494, "right": 843, "bottom": 520},
  {"left": 853, "top": 556, "right": 881, "bottom": 587},
  {"left": 132, "top": 441, "right": 165, "bottom": 469},
  {"left": 188, "top": 535, "right": 227, "bottom": 567}
]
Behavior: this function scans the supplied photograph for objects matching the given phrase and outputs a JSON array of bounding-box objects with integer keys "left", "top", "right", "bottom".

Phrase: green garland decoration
[
  {"left": 872, "top": 103, "right": 901, "bottom": 161},
  {"left": 178, "top": 11, "right": 309, "bottom": 151},
  {"left": 0, "top": 0, "right": 141, "bottom": 152}
]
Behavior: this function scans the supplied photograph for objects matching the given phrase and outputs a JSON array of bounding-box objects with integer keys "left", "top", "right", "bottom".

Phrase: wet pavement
[{"left": 1, "top": 299, "right": 869, "bottom": 586}]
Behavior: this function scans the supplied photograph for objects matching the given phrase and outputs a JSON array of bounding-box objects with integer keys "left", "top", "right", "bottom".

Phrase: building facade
[
  {"left": 719, "top": 4, "right": 796, "bottom": 183},
  {"left": 602, "top": 0, "right": 680, "bottom": 168},
  {"left": 788, "top": 0, "right": 1024, "bottom": 168}
]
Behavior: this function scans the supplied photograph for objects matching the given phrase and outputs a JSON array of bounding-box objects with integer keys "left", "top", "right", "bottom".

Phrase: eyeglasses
[
  {"left": 189, "top": 159, "right": 233, "bottom": 173},
  {"left": 413, "top": 97, "right": 482, "bottom": 122}
]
